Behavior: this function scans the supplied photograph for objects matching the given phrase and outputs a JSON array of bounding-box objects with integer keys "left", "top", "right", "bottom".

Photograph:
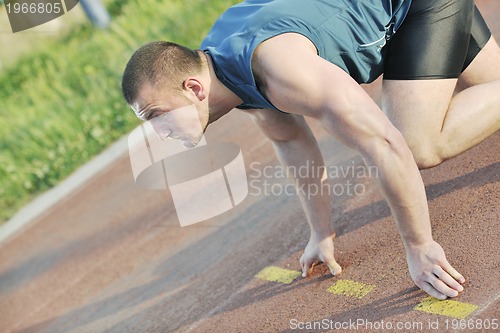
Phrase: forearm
[
  {"left": 271, "top": 129, "right": 333, "bottom": 239},
  {"left": 363, "top": 130, "right": 433, "bottom": 248}
]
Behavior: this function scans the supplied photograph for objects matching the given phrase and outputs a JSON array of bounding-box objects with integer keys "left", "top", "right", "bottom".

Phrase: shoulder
[
  {"left": 251, "top": 33, "right": 318, "bottom": 104},
  {"left": 252, "top": 33, "right": 317, "bottom": 81},
  {"left": 251, "top": 33, "right": 363, "bottom": 118}
]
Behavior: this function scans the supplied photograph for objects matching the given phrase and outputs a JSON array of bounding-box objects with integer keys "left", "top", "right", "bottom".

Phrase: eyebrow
[{"left": 144, "top": 108, "right": 158, "bottom": 121}]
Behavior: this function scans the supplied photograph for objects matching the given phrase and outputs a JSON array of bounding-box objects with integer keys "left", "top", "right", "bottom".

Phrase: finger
[
  {"left": 325, "top": 258, "right": 342, "bottom": 276},
  {"left": 301, "top": 257, "right": 315, "bottom": 277},
  {"left": 421, "top": 281, "right": 447, "bottom": 300},
  {"left": 428, "top": 275, "right": 459, "bottom": 299},
  {"left": 433, "top": 266, "right": 464, "bottom": 293},
  {"left": 440, "top": 260, "right": 465, "bottom": 284},
  {"left": 302, "top": 264, "right": 310, "bottom": 277},
  {"left": 300, "top": 253, "right": 307, "bottom": 277}
]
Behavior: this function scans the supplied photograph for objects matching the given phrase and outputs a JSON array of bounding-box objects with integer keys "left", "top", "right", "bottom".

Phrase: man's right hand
[{"left": 300, "top": 235, "right": 342, "bottom": 278}]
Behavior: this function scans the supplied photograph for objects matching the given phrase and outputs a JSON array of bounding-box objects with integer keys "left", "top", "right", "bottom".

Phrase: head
[{"left": 121, "top": 41, "right": 210, "bottom": 147}]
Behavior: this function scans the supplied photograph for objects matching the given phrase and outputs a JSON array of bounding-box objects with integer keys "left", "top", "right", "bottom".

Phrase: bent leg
[
  {"left": 382, "top": 0, "right": 500, "bottom": 169},
  {"left": 382, "top": 37, "right": 500, "bottom": 169}
]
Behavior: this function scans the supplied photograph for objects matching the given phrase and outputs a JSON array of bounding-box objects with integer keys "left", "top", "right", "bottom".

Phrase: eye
[
  {"left": 152, "top": 111, "right": 164, "bottom": 119},
  {"left": 146, "top": 110, "right": 160, "bottom": 121}
]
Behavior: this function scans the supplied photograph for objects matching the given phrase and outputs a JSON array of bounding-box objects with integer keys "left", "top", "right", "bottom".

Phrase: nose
[{"left": 148, "top": 113, "right": 173, "bottom": 141}]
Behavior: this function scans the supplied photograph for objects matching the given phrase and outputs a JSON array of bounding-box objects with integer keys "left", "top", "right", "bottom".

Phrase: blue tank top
[{"left": 200, "top": 0, "right": 412, "bottom": 111}]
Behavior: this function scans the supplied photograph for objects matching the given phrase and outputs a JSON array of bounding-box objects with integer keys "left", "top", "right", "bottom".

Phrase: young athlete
[{"left": 121, "top": 0, "right": 500, "bottom": 300}]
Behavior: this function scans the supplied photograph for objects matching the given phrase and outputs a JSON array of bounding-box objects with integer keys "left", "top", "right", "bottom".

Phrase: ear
[{"left": 183, "top": 78, "right": 206, "bottom": 101}]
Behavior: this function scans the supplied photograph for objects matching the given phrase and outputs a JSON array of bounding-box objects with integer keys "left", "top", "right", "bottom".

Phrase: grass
[{"left": 0, "top": 0, "right": 240, "bottom": 223}]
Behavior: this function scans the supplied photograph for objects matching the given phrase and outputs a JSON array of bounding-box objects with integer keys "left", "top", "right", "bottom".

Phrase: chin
[
  {"left": 181, "top": 136, "right": 203, "bottom": 148},
  {"left": 181, "top": 141, "right": 197, "bottom": 148}
]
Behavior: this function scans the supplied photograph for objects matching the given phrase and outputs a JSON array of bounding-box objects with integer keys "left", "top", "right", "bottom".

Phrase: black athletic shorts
[{"left": 384, "top": 0, "right": 492, "bottom": 80}]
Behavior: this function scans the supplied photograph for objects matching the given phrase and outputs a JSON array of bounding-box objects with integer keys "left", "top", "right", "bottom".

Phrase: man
[{"left": 121, "top": 0, "right": 500, "bottom": 300}]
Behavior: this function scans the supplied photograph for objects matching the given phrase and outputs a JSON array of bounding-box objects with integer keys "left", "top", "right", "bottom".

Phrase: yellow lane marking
[
  {"left": 255, "top": 266, "right": 301, "bottom": 284},
  {"left": 255, "top": 269, "right": 480, "bottom": 320},
  {"left": 414, "top": 296, "right": 478, "bottom": 319},
  {"left": 326, "top": 279, "right": 375, "bottom": 299}
]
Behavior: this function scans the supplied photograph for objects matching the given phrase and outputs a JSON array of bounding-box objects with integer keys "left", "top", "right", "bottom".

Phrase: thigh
[
  {"left": 461, "top": 5, "right": 492, "bottom": 73},
  {"left": 382, "top": 79, "right": 457, "bottom": 146},
  {"left": 457, "top": 36, "right": 500, "bottom": 89},
  {"left": 384, "top": 0, "right": 475, "bottom": 80},
  {"left": 382, "top": 0, "right": 481, "bottom": 139}
]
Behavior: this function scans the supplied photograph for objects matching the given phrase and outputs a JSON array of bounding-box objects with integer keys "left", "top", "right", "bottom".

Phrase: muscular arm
[
  {"left": 245, "top": 109, "right": 341, "bottom": 276},
  {"left": 252, "top": 33, "right": 465, "bottom": 299}
]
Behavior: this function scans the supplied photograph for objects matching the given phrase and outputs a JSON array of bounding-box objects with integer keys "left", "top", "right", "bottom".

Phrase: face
[{"left": 131, "top": 83, "right": 209, "bottom": 148}]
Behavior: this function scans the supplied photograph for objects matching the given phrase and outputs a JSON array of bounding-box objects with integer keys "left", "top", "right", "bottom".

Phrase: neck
[{"left": 204, "top": 53, "right": 243, "bottom": 124}]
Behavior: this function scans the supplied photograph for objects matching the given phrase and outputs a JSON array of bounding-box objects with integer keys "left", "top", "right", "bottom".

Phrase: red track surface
[{"left": 0, "top": 2, "right": 498, "bottom": 332}]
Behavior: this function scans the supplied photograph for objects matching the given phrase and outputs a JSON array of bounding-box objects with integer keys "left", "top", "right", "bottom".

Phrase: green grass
[{"left": 0, "top": 0, "right": 240, "bottom": 223}]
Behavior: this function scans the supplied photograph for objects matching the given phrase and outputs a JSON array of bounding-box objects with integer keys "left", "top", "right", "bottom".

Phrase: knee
[{"left": 407, "top": 143, "right": 446, "bottom": 169}]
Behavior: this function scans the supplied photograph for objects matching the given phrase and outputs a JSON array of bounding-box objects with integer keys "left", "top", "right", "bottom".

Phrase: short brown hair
[{"left": 121, "top": 41, "right": 203, "bottom": 105}]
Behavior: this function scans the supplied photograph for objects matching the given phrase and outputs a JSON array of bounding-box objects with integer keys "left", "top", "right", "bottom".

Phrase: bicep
[{"left": 254, "top": 34, "right": 399, "bottom": 153}]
